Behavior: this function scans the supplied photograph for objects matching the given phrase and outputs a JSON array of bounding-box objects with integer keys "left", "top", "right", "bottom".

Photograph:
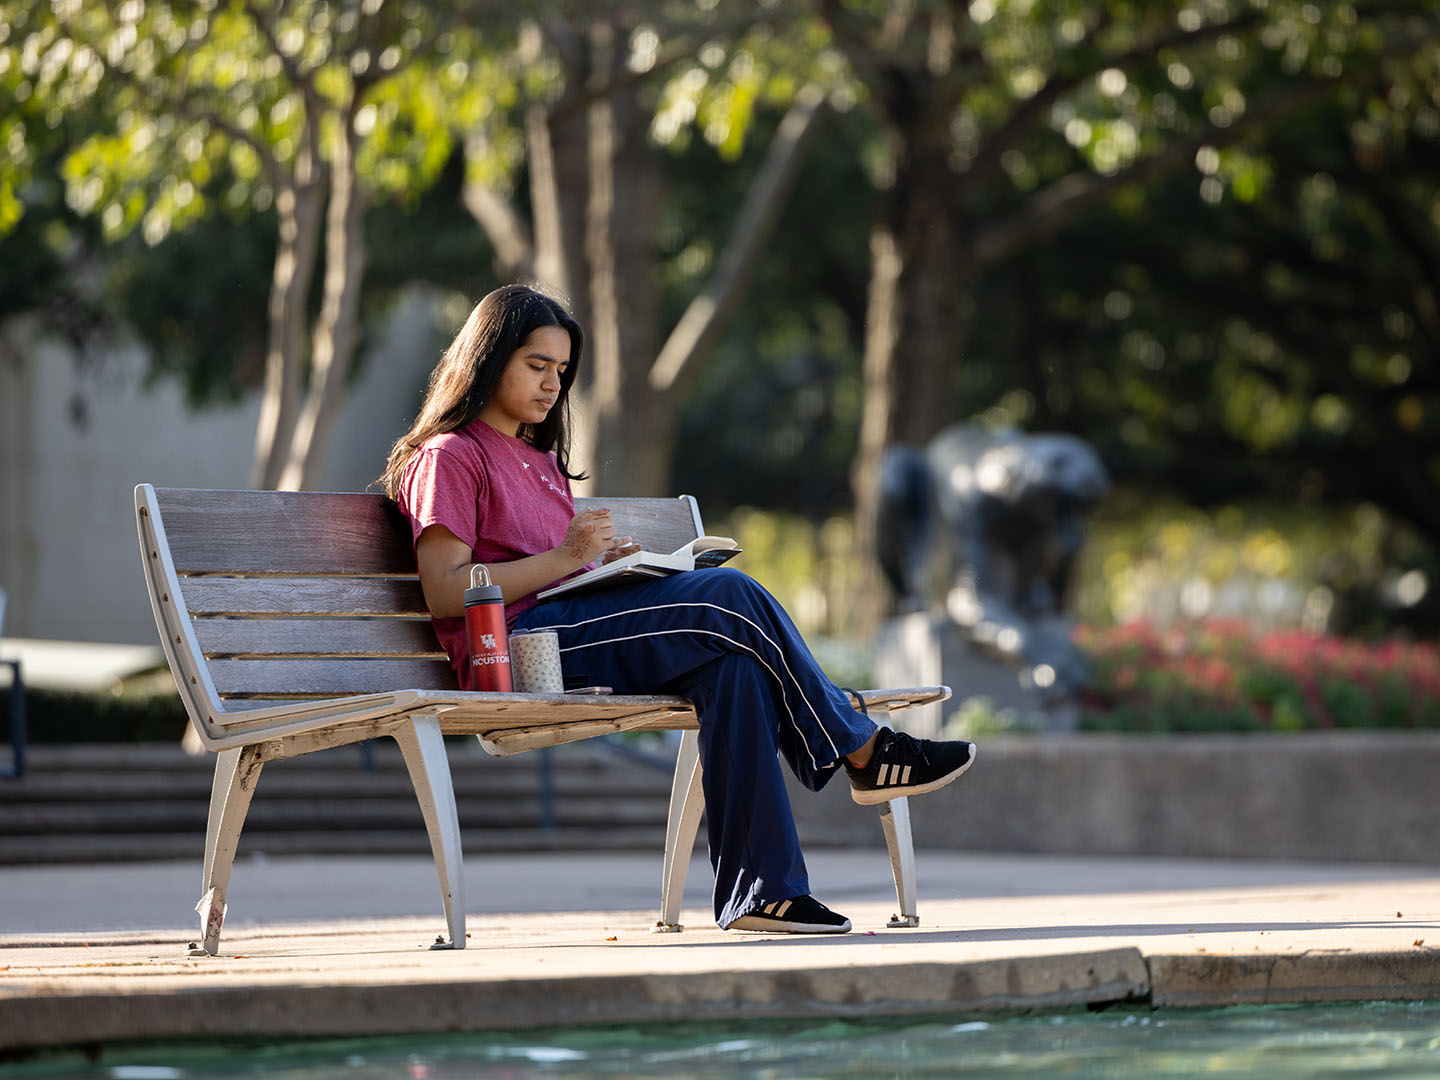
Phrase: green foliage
[
  {"left": 658, "top": 1, "right": 1440, "bottom": 543},
  {"left": 708, "top": 507, "right": 865, "bottom": 640},
  {"left": 363, "top": 150, "right": 495, "bottom": 299},
  {"left": 0, "top": 159, "right": 106, "bottom": 340},
  {"left": 1077, "top": 619, "right": 1440, "bottom": 733},
  {"left": 648, "top": 15, "right": 853, "bottom": 160},
  {"left": 108, "top": 206, "right": 275, "bottom": 404},
  {"left": 4, "top": 0, "right": 1437, "bottom": 550},
  {"left": 0, "top": 1, "right": 111, "bottom": 335},
  {"left": 2, "top": 680, "right": 188, "bottom": 744},
  {"left": 1, "top": 0, "right": 500, "bottom": 246},
  {"left": 806, "top": 636, "right": 875, "bottom": 692},
  {"left": 1074, "top": 494, "right": 1439, "bottom": 637},
  {"left": 0, "top": 0, "right": 514, "bottom": 405},
  {"left": 669, "top": 107, "right": 874, "bottom": 518},
  {"left": 700, "top": 496, "right": 1440, "bottom": 738},
  {"left": 948, "top": 17, "right": 1440, "bottom": 539},
  {"left": 942, "top": 696, "right": 1051, "bottom": 738}
]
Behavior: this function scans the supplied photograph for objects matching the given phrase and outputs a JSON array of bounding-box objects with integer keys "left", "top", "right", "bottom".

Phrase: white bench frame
[{"left": 136, "top": 484, "right": 949, "bottom": 954}]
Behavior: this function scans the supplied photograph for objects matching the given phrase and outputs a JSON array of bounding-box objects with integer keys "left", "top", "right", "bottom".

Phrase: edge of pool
[
  {"left": 6, "top": 852, "right": 1440, "bottom": 1056},
  {"left": 5, "top": 938, "right": 1440, "bottom": 1054}
]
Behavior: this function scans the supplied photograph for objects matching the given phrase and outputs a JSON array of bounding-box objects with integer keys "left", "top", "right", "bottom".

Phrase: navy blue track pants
[{"left": 515, "top": 567, "right": 876, "bottom": 928}]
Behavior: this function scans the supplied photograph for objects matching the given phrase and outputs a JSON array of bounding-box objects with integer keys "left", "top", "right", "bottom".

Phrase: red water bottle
[{"left": 464, "top": 565, "right": 513, "bottom": 691}]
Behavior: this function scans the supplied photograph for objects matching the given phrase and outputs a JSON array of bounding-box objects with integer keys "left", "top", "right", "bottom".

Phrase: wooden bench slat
[
  {"left": 181, "top": 577, "right": 430, "bottom": 616},
  {"left": 195, "top": 618, "right": 443, "bottom": 659},
  {"left": 152, "top": 490, "right": 704, "bottom": 576},
  {"left": 154, "top": 489, "right": 417, "bottom": 574},
  {"left": 434, "top": 694, "right": 695, "bottom": 725},
  {"left": 576, "top": 496, "right": 706, "bottom": 555},
  {"left": 210, "top": 658, "right": 457, "bottom": 696}
]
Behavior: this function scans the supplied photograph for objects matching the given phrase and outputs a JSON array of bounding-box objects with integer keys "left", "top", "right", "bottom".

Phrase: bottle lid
[{"left": 464, "top": 564, "right": 504, "bottom": 606}]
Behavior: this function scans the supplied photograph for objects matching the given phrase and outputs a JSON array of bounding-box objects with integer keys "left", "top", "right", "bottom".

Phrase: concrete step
[
  {"left": 0, "top": 764, "right": 673, "bottom": 803},
  {"left": 0, "top": 740, "right": 684, "bottom": 864},
  {"left": 0, "top": 825, "right": 673, "bottom": 864},
  {"left": 0, "top": 740, "right": 675, "bottom": 779},
  {"left": 4, "top": 795, "right": 674, "bottom": 835}
]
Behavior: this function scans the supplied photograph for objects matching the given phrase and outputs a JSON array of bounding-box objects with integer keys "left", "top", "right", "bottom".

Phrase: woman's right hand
[{"left": 559, "top": 508, "right": 619, "bottom": 565}]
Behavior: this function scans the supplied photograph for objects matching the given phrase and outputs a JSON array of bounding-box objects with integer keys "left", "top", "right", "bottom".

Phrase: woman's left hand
[{"left": 602, "top": 539, "right": 641, "bottom": 564}]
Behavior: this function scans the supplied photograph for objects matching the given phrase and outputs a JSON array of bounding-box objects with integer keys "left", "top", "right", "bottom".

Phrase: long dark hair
[{"left": 381, "top": 284, "right": 585, "bottom": 498}]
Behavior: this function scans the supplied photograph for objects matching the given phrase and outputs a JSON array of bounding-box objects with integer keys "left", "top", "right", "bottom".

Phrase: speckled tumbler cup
[{"left": 509, "top": 630, "right": 564, "bottom": 693}]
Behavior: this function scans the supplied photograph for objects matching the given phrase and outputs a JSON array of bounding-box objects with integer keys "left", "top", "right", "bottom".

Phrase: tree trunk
[
  {"left": 278, "top": 115, "right": 367, "bottom": 492},
  {"left": 890, "top": 194, "right": 964, "bottom": 443},
  {"left": 251, "top": 177, "right": 324, "bottom": 488},
  {"left": 852, "top": 110, "right": 965, "bottom": 634},
  {"left": 461, "top": 143, "right": 535, "bottom": 278},
  {"left": 852, "top": 222, "right": 903, "bottom": 637},
  {"left": 464, "top": 31, "right": 827, "bottom": 498},
  {"left": 526, "top": 20, "right": 592, "bottom": 331},
  {"left": 579, "top": 21, "right": 667, "bottom": 496},
  {"left": 528, "top": 99, "right": 592, "bottom": 334}
]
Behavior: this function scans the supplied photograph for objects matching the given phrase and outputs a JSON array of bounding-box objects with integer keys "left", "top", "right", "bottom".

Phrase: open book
[{"left": 536, "top": 536, "right": 741, "bottom": 602}]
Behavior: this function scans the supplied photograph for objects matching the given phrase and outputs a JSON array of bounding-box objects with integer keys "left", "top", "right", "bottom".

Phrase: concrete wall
[
  {"left": 0, "top": 292, "right": 437, "bottom": 644},
  {"left": 790, "top": 731, "right": 1439, "bottom": 864}
]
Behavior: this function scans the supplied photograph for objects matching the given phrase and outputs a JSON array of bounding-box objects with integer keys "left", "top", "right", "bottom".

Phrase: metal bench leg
[
  {"left": 878, "top": 796, "right": 919, "bottom": 927},
  {"left": 655, "top": 729, "right": 704, "bottom": 932},
  {"left": 195, "top": 743, "right": 264, "bottom": 956},
  {"left": 871, "top": 706, "right": 919, "bottom": 927},
  {"left": 394, "top": 709, "right": 466, "bottom": 950}
]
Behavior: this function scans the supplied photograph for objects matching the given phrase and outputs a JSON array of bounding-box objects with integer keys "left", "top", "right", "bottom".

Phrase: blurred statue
[{"left": 878, "top": 424, "right": 1109, "bottom": 709}]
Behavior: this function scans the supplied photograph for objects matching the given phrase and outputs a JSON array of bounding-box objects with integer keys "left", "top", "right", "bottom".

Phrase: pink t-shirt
[{"left": 396, "top": 418, "right": 576, "bottom": 688}]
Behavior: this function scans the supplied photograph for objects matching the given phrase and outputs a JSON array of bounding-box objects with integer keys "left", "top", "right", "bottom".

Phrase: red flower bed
[{"left": 1075, "top": 619, "right": 1440, "bottom": 732}]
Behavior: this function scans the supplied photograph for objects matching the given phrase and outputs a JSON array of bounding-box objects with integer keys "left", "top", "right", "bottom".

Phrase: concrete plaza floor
[{"left": 3, "top": 850, "right": 1440, "bottom": 1053}]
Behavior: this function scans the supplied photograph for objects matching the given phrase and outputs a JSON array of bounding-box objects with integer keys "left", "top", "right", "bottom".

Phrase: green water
[{"left": 5, "top": 1001, "right": 1440, "bottom": 1078}]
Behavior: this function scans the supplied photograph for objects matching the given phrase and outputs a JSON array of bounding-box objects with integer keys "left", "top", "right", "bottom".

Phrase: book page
[
  {"left": 671, "top": 535, "right": 740, "bottom": 559},
  {"left": 536, "top": 550, "right": 686, "bottom": 601},
  {"left": 537, "top": 536, "right": 742, "bottom": 602}
]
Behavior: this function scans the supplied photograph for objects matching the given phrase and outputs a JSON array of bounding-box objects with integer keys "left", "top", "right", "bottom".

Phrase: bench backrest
[{"left": 136, "top": 486, "right": 705, "bottom": 723}]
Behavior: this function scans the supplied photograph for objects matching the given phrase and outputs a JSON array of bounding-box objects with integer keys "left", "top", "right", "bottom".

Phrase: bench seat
[{"left": 136, "top": 484, "right": 949, "bottom": 954}]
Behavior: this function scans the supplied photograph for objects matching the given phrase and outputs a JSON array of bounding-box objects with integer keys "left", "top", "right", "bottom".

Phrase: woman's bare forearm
[
  {"left": 415, "top": 510, "right": 622, "bottom": 619},
  {"left": 419, "top": 547, "right": 588, "bottom": 618}
]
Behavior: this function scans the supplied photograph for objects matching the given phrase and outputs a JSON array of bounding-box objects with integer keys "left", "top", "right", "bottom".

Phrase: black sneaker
[
  {"left": 844, "top": 728, "right": 976, "bottom": 805},
  {"left": 729, "top": 895, "right": 852, "bottom": 934}
]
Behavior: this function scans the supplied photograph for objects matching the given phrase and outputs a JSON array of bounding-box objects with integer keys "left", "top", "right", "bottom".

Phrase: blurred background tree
[
  {"left": 810, "top": 0, "right": 1440, "bottom": 628},
  {"left": 1, "top": 0, "right": 504, "bottom": 488},
  {"left": 458, "top": 6, "right": 846, "bottom": 495},
  {"left": 3, "top": 0, "right": 1439, "bottom": 644}
]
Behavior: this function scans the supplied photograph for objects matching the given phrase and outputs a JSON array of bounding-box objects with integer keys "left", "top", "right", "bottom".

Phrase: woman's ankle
[{"left": 845, "top": 730, "right": 879, "bottom": 769}]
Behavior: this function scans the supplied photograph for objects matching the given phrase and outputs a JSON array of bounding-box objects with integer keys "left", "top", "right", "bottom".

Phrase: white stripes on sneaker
[{"left": 874, "top": 763, "right": 912, "bottom": 787}]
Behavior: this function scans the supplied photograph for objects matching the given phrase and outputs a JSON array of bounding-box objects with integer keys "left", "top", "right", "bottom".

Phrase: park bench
[{"left": 135, "top": 484, "right": 950, "bottom": 955}]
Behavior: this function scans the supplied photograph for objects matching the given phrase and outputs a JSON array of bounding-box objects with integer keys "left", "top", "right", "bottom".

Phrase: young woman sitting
[{"left": 381, "top": 284, "right": 976, "bottom": 935}]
